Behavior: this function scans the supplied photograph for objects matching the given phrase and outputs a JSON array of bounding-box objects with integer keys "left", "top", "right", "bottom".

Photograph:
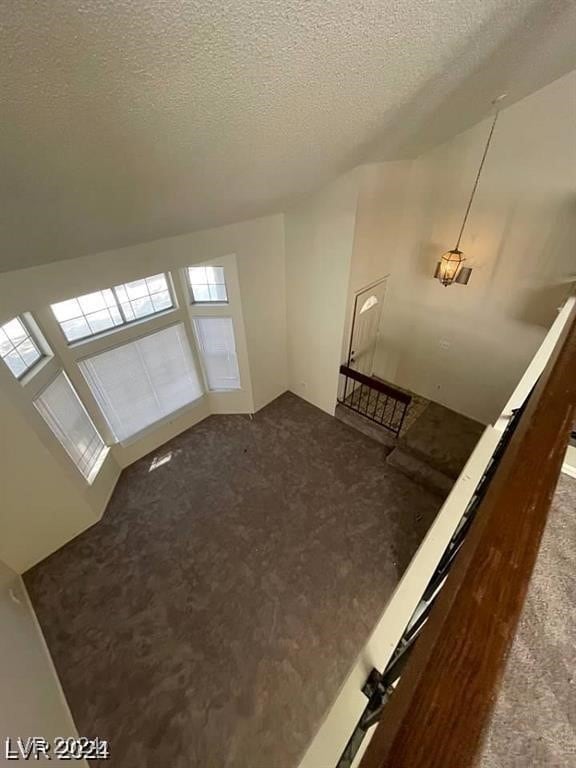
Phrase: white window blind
[
  {"left": 79, "top": 324, "right": 202, "bottom": 443},
  {"left": 193, "top": 317, "right": 240, "bottom": 391},
  {"left": 34, "top": 373, "right": 106, "bottom": 480}
]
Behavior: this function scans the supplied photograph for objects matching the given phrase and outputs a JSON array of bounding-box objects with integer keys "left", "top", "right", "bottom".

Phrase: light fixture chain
[{"left": 455, "top": 110, "right": 499, "bottom": 251}]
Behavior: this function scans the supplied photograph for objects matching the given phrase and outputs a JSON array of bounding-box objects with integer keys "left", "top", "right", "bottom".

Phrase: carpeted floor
[
  {"left": 399, "top": 402, "right": 484, "bottom": 479},
  {"left": 25, "top": 392, "right": 442, "bottom": 768},
  {"left": 479, "top": 473, "right": 576, "bottom": 768}
]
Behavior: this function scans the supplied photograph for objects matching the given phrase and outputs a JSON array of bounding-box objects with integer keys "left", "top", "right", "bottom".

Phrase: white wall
[
  {"left": 285, "top": 170, "right": 361, "bottom": 414},
  {"left": 348, "top": 161, "right": 414, "bottom": 296},
  {"left": 0, "top": 385, "right": 119, "bottom": 574},
  {"left": 181, "top": 215, "right": 287, "bottom": 412},
  {"left": 0, "top": 559, "right": 83, "bottom": 766},
  {"left": 0, "top": 213, "right": 287, "bottom": 572},
  {"left": 352, "top": 71, "right": 576, "bottom": 424},
  {"left": 563, "top": 445, "right": 576, "bottom": 478},
  {"left": 341, "top": 160, "right": 414, "bottom": 361}
]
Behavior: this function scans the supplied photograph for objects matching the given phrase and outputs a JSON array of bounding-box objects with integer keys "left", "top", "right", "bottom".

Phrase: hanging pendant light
[
  {"left": 435, "top": 97, "right": 504, "bottom": 287},
  {"left": 434, "top": 248, "right": 466, "bottom": 286}
]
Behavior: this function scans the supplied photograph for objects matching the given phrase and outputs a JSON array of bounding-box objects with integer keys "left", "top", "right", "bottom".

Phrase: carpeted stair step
[
  {"left": 334, "top": 403, "right": 397, "bottom": 450},
  {"left": 386, "top": 446, "right": 454, "bottom": 498},
  {"left": 397, "top": 402, "right": 484, "bottom": 480}
]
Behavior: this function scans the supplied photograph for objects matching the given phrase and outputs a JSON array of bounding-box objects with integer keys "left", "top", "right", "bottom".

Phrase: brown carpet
[
  {"left": 479, "top": 473, "right": 576, "bottom": 768},
  {"left": 398, "top": 402, "right": 484, "bottom": 479},
  {"left": 25, "top": 392, "right": 441, "bottom": 768}
]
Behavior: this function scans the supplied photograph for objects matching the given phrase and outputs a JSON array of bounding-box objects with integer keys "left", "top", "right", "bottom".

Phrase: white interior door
[{"left": 347, "top": 278, "right": 387, "bottom": 377}]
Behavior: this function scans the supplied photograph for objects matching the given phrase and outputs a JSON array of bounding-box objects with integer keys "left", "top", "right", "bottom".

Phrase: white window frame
[
  {"left": 184, "top": 256, "right": 253, "bottom": 412},
  {"left": 186, "top": 265, "right": 229, "bottom": 305},
  {"left": 51, "top": 273, "right": 177, "bottom": 345},
  {"left": 192, "top": 316, "right": 241, "bottom": 392},
  {"left": 0, "top": 313, "right": 49, "bottom": 381},
  {"left": 33, "top": 370, "right": 108, "bottom": 483}
]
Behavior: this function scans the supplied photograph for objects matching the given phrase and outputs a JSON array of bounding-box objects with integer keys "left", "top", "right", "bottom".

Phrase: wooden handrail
[
  {"left": 360, "top": 300, "right": 576, "bottom": 768},
  {"left": 339, "top": 365, "right": 412, "bottom": 405}
]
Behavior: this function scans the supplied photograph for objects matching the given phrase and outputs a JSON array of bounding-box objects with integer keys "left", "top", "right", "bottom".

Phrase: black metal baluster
[
  {"left": 338, "top": 366, "right": 412, "bottom": 436},
  {"left": 397, "top": 402, "right": 408, "bottom": 436},
  {"left": 380, "top": 395, "right": 389, "bottom": 425},
  {"left": 357, "top": 383, "right": 364, "bottom": 412},
  {"left": 390, "top": 400, "right": 398, "bottom": 433},
  {"left": 371, "top": 389, "right": 379, "bottom": 419},
  {"left": 343, "top": 373, "right": 349, "bottom": 405}
]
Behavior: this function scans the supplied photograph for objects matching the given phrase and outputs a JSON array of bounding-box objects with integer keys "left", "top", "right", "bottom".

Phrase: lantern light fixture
[{"left": 435, "top": 95, "right": 505, "bottom": 287}]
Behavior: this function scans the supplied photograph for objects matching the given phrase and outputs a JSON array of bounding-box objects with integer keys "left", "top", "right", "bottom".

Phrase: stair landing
[
  {"left": 397, "top": 402, "right": 485, "bottom": 480},
  {"left": 336, "top": 380, "right": 485, "bottom": 498}
]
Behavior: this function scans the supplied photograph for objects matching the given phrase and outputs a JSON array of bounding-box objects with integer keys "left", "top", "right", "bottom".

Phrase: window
[
  {"left": 51, "top": 289, "right": 123, "bottom": 342},
  {"left": 51, "top": 273, "right": 174, "bottom": 343},
  {"left": 79, "top": 324, "right": 203, "bottom": 443},
  {"left": 0, "top": 316, "right": 44, "bottom": 379},
  {"left": 34, "top": 373, "right": 107, "bottom": 480},
  {"left": 114, "top": 274, "right": 173, "bottom": 321},
  {"left": 187, "top": 266, "right": 228, "bottom": 303},
  {"left": 193, "top": 317, "right": 240, "bottom": 390}
]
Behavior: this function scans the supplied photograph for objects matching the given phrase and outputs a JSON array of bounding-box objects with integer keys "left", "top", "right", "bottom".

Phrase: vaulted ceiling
[{"left": 2, "top": 0, "right": 575, "bottom": 271}]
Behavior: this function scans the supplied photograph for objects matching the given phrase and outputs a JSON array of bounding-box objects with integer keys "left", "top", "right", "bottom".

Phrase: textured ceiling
[{"left": 1, "top": 0, "right": 575, "bottom": 271}]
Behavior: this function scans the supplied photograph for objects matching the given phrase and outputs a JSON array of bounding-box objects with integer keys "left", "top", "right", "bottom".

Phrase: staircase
[
  {"left": 335, "top": 368, "right": 484, "bottom": 498},
  {"left": 386, "top": 402, "right": 484, "bottom": 497}
]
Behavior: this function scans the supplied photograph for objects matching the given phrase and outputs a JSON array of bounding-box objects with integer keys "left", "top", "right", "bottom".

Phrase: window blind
[
  {"left": 193, "top": 317, "right": 241, "bottom": 391},
  {"left": 79, "top": 324, "right": 202, "bottom": 443},
  {"left": 34, "top": 372, "right": 106, "bottom": 480}
]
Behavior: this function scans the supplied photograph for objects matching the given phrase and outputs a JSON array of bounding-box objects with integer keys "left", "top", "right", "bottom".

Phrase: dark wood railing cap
[{"left": 339, "top": 365, "right": 412, "bottom": 405}]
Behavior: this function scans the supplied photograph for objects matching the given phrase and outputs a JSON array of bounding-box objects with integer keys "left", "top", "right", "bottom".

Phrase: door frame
[{"left": 346, "top": 275, "right": 390, "bottom": 373}]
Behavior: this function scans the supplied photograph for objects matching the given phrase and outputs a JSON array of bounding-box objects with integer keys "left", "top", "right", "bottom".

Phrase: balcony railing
[
  {"left": 338, "top": 364, "right": 411, "bottom": 437},
  {"left": 335, "top": 399, "right": 526, "bottom": 768},
  {"left": 298, "top": 293, "right": 576, "bottom": 768}
]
